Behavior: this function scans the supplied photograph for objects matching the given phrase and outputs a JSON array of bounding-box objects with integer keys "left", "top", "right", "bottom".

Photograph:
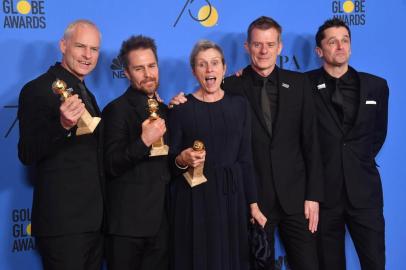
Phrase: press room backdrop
[{"left": 1, "top": 0, "right": 405, "bottom": 269}]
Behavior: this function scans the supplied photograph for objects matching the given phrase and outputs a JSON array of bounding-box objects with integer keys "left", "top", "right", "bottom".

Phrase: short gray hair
[
  {"left": 63, "top": 19, "right": 101, "bottom": 40},
  {"left": 190, "top": 40, "right": 225, "bottom": 71}
]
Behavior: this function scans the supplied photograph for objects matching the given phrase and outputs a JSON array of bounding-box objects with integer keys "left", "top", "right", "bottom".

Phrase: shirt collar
[
  {"left": 125, "top": 85, "right": 158, "bottom": 105},
  {"left": 249, "top": 65, "right": 278, "bottom": 87},
  {"left": 322, "top": 67, "right": 357, "bottom": 86}
]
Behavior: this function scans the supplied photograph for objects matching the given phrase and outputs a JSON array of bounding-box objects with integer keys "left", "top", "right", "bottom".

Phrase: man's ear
[
  {"left": 277, "top": 41, "right": 283, "bottom": 56},
  {"left": 315, "top": 47, "right": 323, "bottom": 58},
  {"left": 59, "top": 39, "right": 66, "bottom": 54},
  {"left": 244, "top": 41, "right": 250, "bottom": 54}
]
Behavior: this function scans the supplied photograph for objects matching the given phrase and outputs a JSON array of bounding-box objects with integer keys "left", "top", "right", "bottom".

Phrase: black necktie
[
  {"left": 331, "top": 79, "right": 344, "bottom": 123},
  {"left": 77, "top": 82, "right": 97, "bottom": 116},
  {"left": 261, "top": 78, "right": 273, "bottom": 136}
]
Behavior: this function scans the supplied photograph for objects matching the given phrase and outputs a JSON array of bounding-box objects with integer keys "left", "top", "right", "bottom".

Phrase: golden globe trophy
[
  {"left": 183, "top": 140, "right": 207, "bottom": 187},
  {"left": 147, "top": 98, "right": 169, "bottom": 156},
  {"left": 52, "top": 79, "right": 101, "bottom": 136}
]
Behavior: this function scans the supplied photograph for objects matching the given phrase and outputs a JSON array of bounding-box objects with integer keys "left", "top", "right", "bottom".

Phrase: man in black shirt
[
  {"left": 225, "top": 16, "right": 323, "bottom": 270},
  {"left": 102, "top": 35, "right": 170, "bottom": 270},
  {"left": 307, "top": 18, "right": 389, "bottom": 270},
  {"left": 18, "top": 20, "right": 104, "bottom": 270}
]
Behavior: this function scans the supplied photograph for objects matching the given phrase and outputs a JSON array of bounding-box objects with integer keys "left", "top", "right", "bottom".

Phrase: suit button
[{"left": 343, "top": 143, "right": 346, "bottom": 146}]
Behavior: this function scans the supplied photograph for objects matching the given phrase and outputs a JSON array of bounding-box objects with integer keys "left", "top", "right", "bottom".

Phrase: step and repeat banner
[{"left": 1, "top": 0, "right": 405, "bottom": 269}]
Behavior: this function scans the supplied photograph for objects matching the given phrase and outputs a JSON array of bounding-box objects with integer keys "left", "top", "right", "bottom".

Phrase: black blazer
[
  {"left": 18, "top": 63, "right": 104, "bottom": 237},
  {"left": 102, "top": 87, "right": 170, "bottom": 237},
  {"left": 307, "top": 67, "right": 389, "bottom": 208},
  {"left": 224, "top": 65, "right": 323, "bottom": 217}
]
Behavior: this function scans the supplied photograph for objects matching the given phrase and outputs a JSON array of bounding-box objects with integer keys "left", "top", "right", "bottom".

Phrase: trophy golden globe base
[
  {"left": 183, "top": 140, "right": 207, "bottom": 187},
  {"left": 183, "top": 164, "right": 207, "bottom": 187},
  {"left": 147, "top": 98, "right": 169, "bottom": 156},
  {"left": 52, "top": 79, "right": 101, "bottom": 136},
  {"left": 76, "top": 110, "right": 101, "bottom": 135},
  {"left": 150, "top": 137, "right": 169, "bottom": 156}
]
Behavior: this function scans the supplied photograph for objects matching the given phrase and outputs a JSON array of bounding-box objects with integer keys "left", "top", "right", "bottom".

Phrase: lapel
[
  {"left": 125, "top": 87, "right": 150, "bottom": 121},
  {"left": 314, "top": 68, "right": 345, "bottom": 134},
  {"left": 241, "top": 66, "right": 272, "bottom": 138},
  {"left": 345, "top": 66, "right": 367, "bottom": 137}
]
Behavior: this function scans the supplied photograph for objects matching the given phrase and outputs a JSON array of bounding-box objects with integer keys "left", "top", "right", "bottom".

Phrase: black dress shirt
[
  {"left": 251, "top": 67, "right": 279, "bottom": 124},
  {"left": 323, "top": 68, "right": 360, "bottom": 132}
]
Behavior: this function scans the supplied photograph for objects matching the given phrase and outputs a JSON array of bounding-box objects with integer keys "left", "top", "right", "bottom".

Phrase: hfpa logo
[{"left": 278, "top": 55, "right": 301, "bottom": 70}]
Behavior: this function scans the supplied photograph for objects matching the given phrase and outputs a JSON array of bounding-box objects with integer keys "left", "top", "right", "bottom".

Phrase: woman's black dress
[{"left": 169, "top": 93, "right": 257, "bottom": 270}]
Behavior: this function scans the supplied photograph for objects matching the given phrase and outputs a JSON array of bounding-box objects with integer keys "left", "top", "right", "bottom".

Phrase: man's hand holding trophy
[
  {"left": 52, "top": 79, "right": 101, "bottom": 135},
  {"left": 143, "top": 98, "right": 169, "bottom": 156}
]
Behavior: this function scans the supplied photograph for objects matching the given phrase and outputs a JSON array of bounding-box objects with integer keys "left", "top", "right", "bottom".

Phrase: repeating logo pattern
[
  {"left": 331, "top": 0, "right": 366, "bottom": 26},
  {"left": 11, "top": 208, "right": 36, "bottom": 252},
  {"left": 2, "top": 0, "right": 47, "bottom": 29},
  {"left": 279, "top": 55, "right": 301, "bottom": 70}
]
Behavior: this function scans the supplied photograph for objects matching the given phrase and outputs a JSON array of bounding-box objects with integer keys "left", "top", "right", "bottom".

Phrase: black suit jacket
[
  {"left": 102, "top": 87, "right": 170, "bottom": 237},
  {"left": 18, "top": 63, "right": 104, "bottom": 237},
  {"left": 224, "top": 65, "right": 323, "bottom": 217},
  {"left": 307, "top": 67, "right": 389, "bottom": 208}
]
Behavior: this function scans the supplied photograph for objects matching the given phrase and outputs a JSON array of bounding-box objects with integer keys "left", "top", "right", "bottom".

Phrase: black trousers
[
  {"left": 263, "top": 201, "right": 318, "bottom": 270},
  {"left": 36, "top": 231, "right": 103, "bottom": 270},
  {"left": 106, "top": 217, "right": 168, "bottom": 270},
  {"left": 318, "top": 193, "right": 385, "bottom": 270}
]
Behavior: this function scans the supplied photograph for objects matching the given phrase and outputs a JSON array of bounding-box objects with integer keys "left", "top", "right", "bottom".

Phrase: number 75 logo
[
  {"left": 3, "top": 105, "right": 18, "bottom": 138},
  {"left": 173, "top": 0, "right": 219, "bottom": 27}
]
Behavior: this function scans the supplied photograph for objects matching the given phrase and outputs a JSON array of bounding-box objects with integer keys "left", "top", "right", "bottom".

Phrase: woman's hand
[
  {"left": 250, "top": 203, "right": 267, "bottom": 228},
  {"left": 176, "top": 148, "right": 206, "bottom": 168}
]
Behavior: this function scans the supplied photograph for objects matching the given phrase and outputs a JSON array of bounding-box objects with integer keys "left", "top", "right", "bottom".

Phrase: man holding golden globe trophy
[
  {"left": 102, "top": 35, "right": 171, "bottom": 270},
  {"left": 18, "top": 20, "right": 104, "bottom": 270}
]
